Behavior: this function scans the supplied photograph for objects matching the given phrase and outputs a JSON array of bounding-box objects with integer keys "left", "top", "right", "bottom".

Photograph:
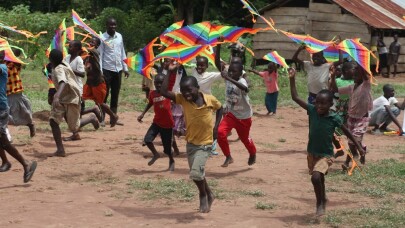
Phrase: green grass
[
  {"left": 255, "top": 201, "right": 276, "bottom": 210},
  {"left": 240, "top": 189, "right": 266, "bottom": 197},
  {"left": 388, "top": 144, "right": 405, "bottom": 154},
  {"left": 325, "top": 159, "right": 405, "bottom": 227}
]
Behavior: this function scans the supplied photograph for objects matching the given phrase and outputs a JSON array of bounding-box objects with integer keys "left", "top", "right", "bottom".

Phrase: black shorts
[{"left": 144, "top": 123, "right": 173, "bottom": 155}]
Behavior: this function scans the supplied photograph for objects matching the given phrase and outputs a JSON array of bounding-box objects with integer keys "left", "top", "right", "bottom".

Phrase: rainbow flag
[
  {"left": 42, "top": 65, "right": 55, "bottom": 88},
  {"left": 280, "top": 30, "right": 334, "bottom": 54},
  {"left": 153, "top": 43, "right": 206, "bottom": 64},
  {"left": 263, "top": 51, "right": 288, "bottom": 68},
  {"left": 66, "top": 26, "right": 75, "bottom": 41},
  {"left": 46, "top": 19, "right": 67, "bottom": 57},
  {"left": 239, "top": 0, "right": 277, "bottom": 31},
  {"left": 123, "top": 37, "right": 158, "bottom": 79},
  {"left": 72, "top": 10, "right": 103, "bottom": 41},
  {"left": 0, "top": 22, "right": 47, "bottom": 38},
  {"left": 0, "top": 38, "right": 27, "bottom": 64},
  {"left": 212, "top": 25, "right": 262, "bottom": 43},
  {"left": 336, "top": 39, "right": 374, "bottom": 75},
  {"left": 159, "top": 20, "right": 184, "bottom": 47},
  {"left": 323, "top": 46, "right": 350, "bottom": 63}
]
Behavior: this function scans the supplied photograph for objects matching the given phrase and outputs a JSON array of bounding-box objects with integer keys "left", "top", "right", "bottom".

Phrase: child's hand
[
  {"left": 168, "top": 60, "right": 178, "bottom": 71},
  {"left": 137, "top": 114, "right": 144, "bottom": 123},
  {"left": 329, "top": 65, "right": 336, "bottom": 78},
  {"left": 217, "top": 36, "right": 225, "bottom": 42},
  {"left": 221, "top": 71, "right": 229, "bottom": 80},
  {"left": 358, "top": 147, "right": 366, "bottom": 157},
  {"left": 287, "top": 67, "right": 296, "bottom": 78}
]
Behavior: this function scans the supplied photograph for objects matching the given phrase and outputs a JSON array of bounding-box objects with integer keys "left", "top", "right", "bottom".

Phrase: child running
[
  {"left": 160, "top": 62, "right": 222, "bottom": 213},
  {"left": 138, "top": 73, "right": 175, "bottom": 171},
  {"left": 248, "top": 62, "right": 279, "bottom": 115},
  {"left": 330, "top": 62, "right": 372, "bottom": 167},
  {"left": 217, "top": 62, "right": 257, "bottom": 167},
  {"left": 0, "top": 51, "right": 37, "bottom": 182},
  {"left": 288, "top": 67, "right": 364, "bottom": 216}
]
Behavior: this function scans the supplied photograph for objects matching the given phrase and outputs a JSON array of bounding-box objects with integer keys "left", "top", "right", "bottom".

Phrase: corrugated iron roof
[{"left": 333, "top": 0, "right": 405, "bottom": 29}]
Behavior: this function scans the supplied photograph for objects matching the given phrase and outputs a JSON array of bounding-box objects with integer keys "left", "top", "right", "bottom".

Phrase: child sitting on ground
[
  {"left": 248, "top": 62, "right": 279, "bottom": 115},
  {"left": 369, "top": 84, "right": 405, "bottom": 135},
  {"left": 217, "top": 62, "right": 257, "bottom": 167},
  {"left": 160, "top": 62, "right": 222, "bottom": 213},
  {"left": 138, "top": 73, "right": 175, "bottom": 171},
  {"left": 288, "top": 67, "right": 364, "bottom": 216},
  {"left": 330, "top": 62, "right": 372, "bottom": 167}
]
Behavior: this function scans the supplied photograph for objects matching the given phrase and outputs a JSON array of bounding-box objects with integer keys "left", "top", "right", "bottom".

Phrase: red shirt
[{"left": 149, "top": 90, "right": 174, "bottom": 128}]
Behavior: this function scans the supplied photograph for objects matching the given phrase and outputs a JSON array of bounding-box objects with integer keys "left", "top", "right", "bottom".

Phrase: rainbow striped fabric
[
  {"left": 159, "top": 20, "right": 184, "bottom": 47},
  {"left": 123, "top": 37, "right": 158, "bottom": 79},
  {"left": 323, "top": 46, "right": 349, "bottom": 63},
  {"left": 46, "top": 19, "right": 67, "bottom": 57},
  {"left": 0, "top": 38, "right": 27, "bottom": 64},
  {"left": 336, "top": 39, "right": 374, "bottom": 75},
  {"left": 153, "top": 43, "right": 206, "bottom": 64},
  {"left": 280, "top": 30, "right": 334, "bottom": 54},
  {"left": 0, "top": 22, "right": 46, "bottom": 38},
  {"left": 72, "top": 10, "right": 103, "bottom": 41},
  {"left": 239, "top": 0, "right": 276, "bottom": 31},
  {"left": 263, "top": 51, "right": 288, "bottom": 68}
]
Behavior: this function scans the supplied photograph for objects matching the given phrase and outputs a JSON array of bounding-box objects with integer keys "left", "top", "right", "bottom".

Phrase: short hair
[
  {"left": 91, "top": 36, "right": 101, "bottom": 46},
  {"left": 317, "top": 89, "right": 334, "bottom": 103},
  {"left": 49, "top": 49, "right": 63, "bottom": 65},
  {"left": 342, "top": 61, "right": 356, "bottom": 72},
  {"left": 382, "top": 84, "right": 393, "bottom": 93},
  {"left": 180, "top": 76, "right": 199, "bottom": 88},
  {"left": 196, "top": 56, "right": 208, "bottom": 64},
  {"left": 230, "top": 62, "right": 243, "bottom": 72},
  {"left": 106, "top": 17, "right": 116, "bottom": 24},
  {"left": 71, "top": 40, "right": 82, "bottom": 49},
  {"left": 154, "top": 73, "right": 165, "bottom": 81}
]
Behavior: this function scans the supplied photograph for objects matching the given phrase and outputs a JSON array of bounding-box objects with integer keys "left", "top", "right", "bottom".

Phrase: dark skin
[
  {"left": 160, "top": 64, "right": 222, "bottom": 213},
  {"left": 137, "top": 75, "right": 175, "bottom": 171},
  {"left": 106, "top": 18, "right": 129, "bottom": 78},
  {"left": 196, "top": 57, "right": 209, "bottom": 75},
  {"left": 289, "top": 67, "right": 364, "bottom": 216},
  {"left": 292, "top": 45, "right": 343, "bottom": 67},
  {"left": 387, "top": 34, "right": 401, "bottom": 77},
  {"left": 67, "top": 41, "right": 85, "bottom": 78}
]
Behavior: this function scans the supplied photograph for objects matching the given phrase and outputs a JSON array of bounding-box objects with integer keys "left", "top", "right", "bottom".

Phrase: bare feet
[
  {"left": 207, "top": 191, "right": 215, "bottom": 212},
  {"left": 248, "top": 154, "right": 256, "bottom": 166},
  {"left": 168, "top": 160, "right": 175, "bottom": 171},
  {"left": 91, "top": 118, "right": 100, "bottom": 130},
  {"left": 110, "top": 115, "right": 119, "bottom": 127},
  {"left": 63, "top": 134, "right": 81, "bottom": 141},
  {"left": 316, "top": 203, "right": 325, "bottom": 216},
  {"left": 148, "top": 154, "right": 160, "bottom": 166},
  {"left": 199, "top": 194, "right": 209, "bottom": 213},
  {"left": 23, "top": 161, "right": 37, "bottom": 183},
  {"left": 27, "top": 123, "right": 36, "bottom": 137},
  {"left": 360, "top": 155, "right": 366, "bottom": 165},
  {"left": 221, "top": 156, "right": 234, "bottom": 167},
  {"left": 49, "top": 151, "right": 66, "bottom": 157},
  {"left": 0, "top": 162, "right": 11, "bottom": 172}
]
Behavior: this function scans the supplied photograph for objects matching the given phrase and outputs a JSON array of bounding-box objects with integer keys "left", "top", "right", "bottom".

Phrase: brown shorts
[
  {"left": 50, "top": 103, "right": 80, "bottom": 132},
  {"left": 307, "top": 153, "right": 333, "bottom": 175}
]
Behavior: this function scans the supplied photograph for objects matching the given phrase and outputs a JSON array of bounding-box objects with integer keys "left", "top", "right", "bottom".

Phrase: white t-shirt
[
  {"left": 225, "top": 77, "right": 252, "bottom": 119},
  {"left": 372, "top": 95, "right": 398, "bottom": 113},
  {"left": 64, "top": 55, "right": 85, "bottom": 95},
  {"left": 191, "top": 69, "right": 222, "bottom": 95},
  {"left": 303, "top": 61, "right": 331, "bottom": 94}
]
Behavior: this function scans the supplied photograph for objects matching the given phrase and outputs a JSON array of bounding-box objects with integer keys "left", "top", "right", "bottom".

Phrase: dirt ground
[{"left": 0, "top": 77, "right": 404, "bottom": 228}]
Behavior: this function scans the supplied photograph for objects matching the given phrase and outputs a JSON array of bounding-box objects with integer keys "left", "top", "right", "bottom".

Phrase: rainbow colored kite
[
  {"left": 0, "top": 22, "right": 47, "bottom": 38},
  {"left": 152, "top": 43, "right": 206, "bottom": 64},
  {"left": 66, "top": 26, "right": 75, "bottom": 41},
  {"left": 239, "top": 0, "right": 277, "bottom": 31},
  {"left": 263, "top": 51, "right": 288, "bottom": 68},
  {"left": 323, "top": 46, "right": 350, "bottom": 63},
  {"left": 72, "top": 10, "right": 103, "bottom": 41},
  {"left": 280, "top": 30, "right": 334, "bottom": 54},
  {"left": 123, "top": 37, "right": 158, "bottom": 79},
  {"left": 199, "top": 45, "right": 216, "bottom": 66},
  {"left": 164, "top": 21, "right": 262, "bottom": 46},
  {"left": 0, "top": 38, "right": 27, "bottom": 64},
  {"left": 159, "top": 20, "right": 184, "bottom": 47},
  {"left": 336, "top": 38, "right": 376, "bottom": 76},
  {"left": 46, "top": 19, "right": 68, "bottom": 57},
  {"left": 42, "top": 65, "right": 55, "bottom": 89}
]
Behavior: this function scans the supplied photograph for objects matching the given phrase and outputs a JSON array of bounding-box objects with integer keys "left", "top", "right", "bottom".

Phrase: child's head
[
  {"left": 312, "top": 51, "right": 325, "bottom": 66},
  {"left": 352, "top": 63, "right": 367, "bottom": 84},
  {"left": 267, "top": 62, "right": 277, "bottom": 73},
  {"left": 68, "top": 40, "right": 82, "bottom": 55},
  {"left": 196, "top": 56, "right": 208, "bottom": 74},
  {"left": 230, "top": 56, "right": 243, "bottom": 65},
  {"left": 393, "top": 33, "right": 398, "bottom": 42},
  {"left": 89, "top": 36, "right": 101, "bottom": 49},
  {"left": 382, "top": 84, "right": 395, "bottom": 98},
  {"left": 49, "top": 49, "right": 63, "bottom": 67},
  {"left": 315, "top": 89, "right": 334, "bottom": 116},
  {"left": 154, "top": 73, "right": 165, "bottom": 91},
  {"left": 341, "top": 61, "right": 356, "bottom": 80},
  {"left": 180, "top": 76, "right": 200, "bottom": 102},
  {"left": 335, "top": 64, "right": 342, "bottom": 78},
  {"left": 162, "top": 58, "right": 171, "bottom": 70},
  {"left": 228, "top": 62, "right": 243, "bottom": 80}
]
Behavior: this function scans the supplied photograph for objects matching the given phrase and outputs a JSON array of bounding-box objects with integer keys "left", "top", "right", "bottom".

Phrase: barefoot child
[
  {"left": 248, "top": 62, "right": 279, "bottom": 115},
  {"left": 160, "top": 68, "right": 222, "bottom": 213},
  {"left": 330, "top": 63, "right": 372, "bottom": 167},
  {"left": 0, "top": 52, "right": 37, "bottom": 182},
  {"left": 217, "top": 62, "right": 257, "bottom": 167},
  {"left": 138, "top": 73, "right": 175, "bottom": 171},
  {"left": 288, "top": 67, "right": 364, "bottom": 216},
  {"left": 48, "top": 49, "right": 81, "bottom": 157}
]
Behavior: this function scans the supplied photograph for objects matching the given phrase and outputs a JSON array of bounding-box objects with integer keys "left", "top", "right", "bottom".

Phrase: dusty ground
[{"left": 0, "top": 77, "right": 404, "bottom": 228}]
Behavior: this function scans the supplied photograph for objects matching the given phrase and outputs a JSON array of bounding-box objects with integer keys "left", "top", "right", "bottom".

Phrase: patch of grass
[
  {"left": 278, "top": 138, "right": 286, "bottom": 143},
  {"left": 240, "top": 189, "right": 266, "bottom": 197},
  {"left": 86, "top": 171, "right": 120, "bottom": 184},
  {"left": 255, "top": 201, "right": 276, "bottom": 210},
  {"left": 257, "top": 142, "right": 278, "bottom": 149},
  {"left": 325, "top": 159, "right": 405, "bottom": 227},
  {"left": 127, "top": 178, "right": 197, "bottom": 202},
  {"left": 388, "top": 144, "right": 405, "bottom": 154}
]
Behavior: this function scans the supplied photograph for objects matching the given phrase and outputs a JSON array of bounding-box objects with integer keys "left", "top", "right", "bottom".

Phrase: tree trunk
[
  {"left": 177, "top": 0, "right": 194, "bottom": 25},
  {"left": 177, "top": 0, "right": 185, "bottom": 22},
  {"left": 202, "top": 0, "right": 209, "bottom": 21}
]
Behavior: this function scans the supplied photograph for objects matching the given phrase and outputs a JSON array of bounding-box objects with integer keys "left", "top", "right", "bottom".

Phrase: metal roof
[{"left": 333, "top": 0, "right": 405, "bottom": 29}]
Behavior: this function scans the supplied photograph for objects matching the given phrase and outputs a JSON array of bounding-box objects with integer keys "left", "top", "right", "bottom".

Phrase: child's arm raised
[
  {"left": 341, "top": 125, "right": 366, "bottom": 156},
  {"left": 329, "top": 65, "right": 339, "bottom": 93},
  {"left": 137, "top": 102, "right": 153, "bottom": 123},
  {"left": 222, "top": 71, "right": 249, "bottom": 93},
  {"left": 248, "top": 69, "right": 261, "bottom": 76},
  {"left": 288, "top": 68, "right": 307, "bottom": 110},
  {"left": 332, "top": 49, "right": 343, "bottom": 67},
  {"left": 160, "top": 68, "right": 176, "bottom": 101},
  {"left": 292, "top": 45, "right": 305, "bottom": 66},
  {"left": 215, "top": 37, "right": 225, "bottom": 72}
]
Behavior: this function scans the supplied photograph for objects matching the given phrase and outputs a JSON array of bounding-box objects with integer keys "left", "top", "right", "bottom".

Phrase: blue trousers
[{"left": 265, "top": 91, "right": 278, "bottom": 113}]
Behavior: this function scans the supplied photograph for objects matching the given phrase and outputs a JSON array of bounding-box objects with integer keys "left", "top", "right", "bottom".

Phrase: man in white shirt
[
  {"left": 98, "top": 18, "right": 129, "bottom": 120},
  {"left": 369, "top": 84, "right": 405, "bottom": 135}
]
